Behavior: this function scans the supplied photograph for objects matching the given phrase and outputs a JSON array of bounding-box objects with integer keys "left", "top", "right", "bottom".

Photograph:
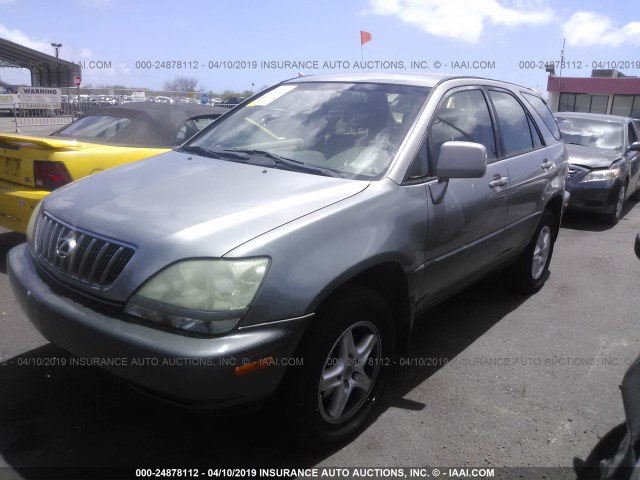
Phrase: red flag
[{"left": 360, "top": 31, "right": 372, "bottom": 46}]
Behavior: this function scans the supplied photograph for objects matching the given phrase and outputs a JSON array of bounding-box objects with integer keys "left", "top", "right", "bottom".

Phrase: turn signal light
[{"left": 234, "top": 356, "right": 274, "bottom": 376}]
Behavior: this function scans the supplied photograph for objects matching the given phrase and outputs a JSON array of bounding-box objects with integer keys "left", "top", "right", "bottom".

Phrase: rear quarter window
[{"left": 521, "top": 92, "right": 562, "bottom": 141}]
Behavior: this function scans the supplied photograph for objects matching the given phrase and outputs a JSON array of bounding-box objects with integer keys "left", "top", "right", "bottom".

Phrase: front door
[{"left": 419, "top": 87, "right": 510, "bottom": 306}]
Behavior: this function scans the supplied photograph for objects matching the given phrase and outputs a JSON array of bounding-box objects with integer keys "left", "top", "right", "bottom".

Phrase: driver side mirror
[
  {"left": 627, "top": 141, "right": 640, "bottom": 153},
  {"left": 435, "top": 141, "right": 487, "bottom": 179}
]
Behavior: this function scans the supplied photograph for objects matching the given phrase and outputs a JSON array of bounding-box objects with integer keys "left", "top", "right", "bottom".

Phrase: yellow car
[{"left": 0, "top": 102, "right": 225, "bottom": 232}]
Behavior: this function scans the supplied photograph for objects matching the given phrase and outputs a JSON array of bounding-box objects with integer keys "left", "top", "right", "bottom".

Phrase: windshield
[
  {"left": 555, "top": 117, "right": 624, "bottom": 151},
  {"left": 185, "top": 82, "right": 430, "bottom": 179}
]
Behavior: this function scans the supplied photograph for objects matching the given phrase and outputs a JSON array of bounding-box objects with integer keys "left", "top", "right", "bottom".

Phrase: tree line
[{"left": 80, "top": 76, "right": 261, "bottom": 99}]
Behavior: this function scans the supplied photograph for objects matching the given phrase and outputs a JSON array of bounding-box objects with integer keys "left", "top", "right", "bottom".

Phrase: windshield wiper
[
  {"left": 180, "top": 145, "right": 250, "bottom": 160},
  {"left": 229, "top": 149, "right": 344, "bottom": 178},
  {"left": 229, "top": 148, "right": 303, "bottom": 163}
]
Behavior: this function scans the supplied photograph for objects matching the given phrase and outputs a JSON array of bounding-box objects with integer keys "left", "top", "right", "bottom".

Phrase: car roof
[
  {"left": 53, "top": 102, "right": 228, "bottom": 147},
  {"left": 284, "top": 73, "right": 543, "bottom": 94},
  {"left": 554, "top": 112, "right": 630, "bottom": 123},
  {"left": 286, "top": 72, "right": 454, "bottom": 87}
]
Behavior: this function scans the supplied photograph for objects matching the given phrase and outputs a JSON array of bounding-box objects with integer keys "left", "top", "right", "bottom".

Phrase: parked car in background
[
  {"left": 8, "top": 73, "right": 568, "bottom": 448},
  {"left": 0, "top": 102, "right": 226, "bottom": 232},
  {"left": 87, "top": 96, "right": 113, "bottom": 108},
  {"left": 218, "top": 96, "right": 246, "bottom": 108},
  {"left": 554, "top": 112, "right": 640, "bottom": 224},
  {"left": 221, "top": 96, "right": 245, "bottom": 104}
]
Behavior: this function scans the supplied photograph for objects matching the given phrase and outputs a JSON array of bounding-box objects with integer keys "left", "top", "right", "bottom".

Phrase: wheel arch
[
  {"left": 306, "top": 259, "right": 414, "bottom": 355},
  {"left": 544, "top": 193, "right": 564, "bottom": 240}
]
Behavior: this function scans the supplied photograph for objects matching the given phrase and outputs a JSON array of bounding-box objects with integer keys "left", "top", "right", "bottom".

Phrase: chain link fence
[
  {"left": 5, "top": 89, "right": 242, "bottom": 132},
  {"left": 62, "top": 87, "right": 235, "bottom": 105},
  {"left": 9, "top": 102, "right": 107, "bottom": 132}
]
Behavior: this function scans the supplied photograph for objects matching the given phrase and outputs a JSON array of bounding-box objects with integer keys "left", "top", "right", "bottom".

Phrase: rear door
[{"left": 487, "top": 89, "right": 553, "bottom": 249}]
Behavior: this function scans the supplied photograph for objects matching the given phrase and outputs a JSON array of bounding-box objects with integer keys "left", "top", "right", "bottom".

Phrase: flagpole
[{"left": 359, "top": 31, "right": 372, "bottom": 69}]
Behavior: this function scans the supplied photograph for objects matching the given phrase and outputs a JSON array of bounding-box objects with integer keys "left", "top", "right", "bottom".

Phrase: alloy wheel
[
  {"left": 531, "top": 225, "right": 551, "bottom": 280},
  {"left": 614, "top": 184, "right": 626, "bottom": 221},
  {"left": 318, "top": 321, "right": 381, "bottom": 424}
]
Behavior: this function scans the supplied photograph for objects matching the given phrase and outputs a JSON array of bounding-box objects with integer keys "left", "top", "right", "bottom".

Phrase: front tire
[
  {"left": 604, "top": 182, "right": 626, "bottom": 225},
  {"left": 283, "top": 287, "right": 393, "bottom": 449},
  {"left": 505, "top": 210, "right": 556, "bottom": 294}
]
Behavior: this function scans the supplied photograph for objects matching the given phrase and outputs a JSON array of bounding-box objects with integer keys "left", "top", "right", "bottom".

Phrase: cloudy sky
[{"left": 0, "top": 0, "right": 638, "bottom": 93}]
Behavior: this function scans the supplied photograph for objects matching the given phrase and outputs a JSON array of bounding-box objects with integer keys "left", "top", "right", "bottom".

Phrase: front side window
[
  {"left": 428, "top": 89, "right": 496, "bottom": 164},
  {"left": 174, "top": 116, "right": 218, "bottom": 145},
  {"left": 185, "top": 82, "right": 430, "bottom": 179},
  {"left": 634, "top": 121, "right": 640, "bottom": 141},
  {"left": 628, "top": 122, "right": 638, "bottom": 145}
]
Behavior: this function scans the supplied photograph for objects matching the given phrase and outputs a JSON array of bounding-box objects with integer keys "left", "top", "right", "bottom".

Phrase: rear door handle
[
  {"left": 541, "top": 159, "right": 554, "bottom": 171},
  {"left": 489, "top": 175, "right": 509, "bottom": 188}
]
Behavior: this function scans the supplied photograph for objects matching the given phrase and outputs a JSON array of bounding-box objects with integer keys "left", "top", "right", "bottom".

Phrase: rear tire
[
  {"left": 505, "top": 210, "right": 556, "bottom": 294},
  {"left": 282, "top": 286, "right": 393, "bottom": 449}
]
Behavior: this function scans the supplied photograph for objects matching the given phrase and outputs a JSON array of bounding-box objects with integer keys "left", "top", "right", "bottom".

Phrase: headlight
[
  {"left": 581, "top": 166, "right": 621, "bottom": 182},
  {"left": 125, "top": 258, "right": 269, "bottom": 335}
]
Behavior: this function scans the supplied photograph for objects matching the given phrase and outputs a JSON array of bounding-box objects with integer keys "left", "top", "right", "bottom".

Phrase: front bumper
[
  {"left": 8, "top": 244, "right": 312, "bottom": 407},
  {"left": 565, "top": 178, "right": 622, "bottom": 215},
  {"left": 0, "top": 179, "right": 48, "bottom": 233}
]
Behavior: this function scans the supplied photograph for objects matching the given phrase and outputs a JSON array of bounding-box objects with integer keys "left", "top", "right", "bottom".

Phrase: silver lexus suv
[{"left": 8, "top": 73, "right": 568, "bottom": 447}]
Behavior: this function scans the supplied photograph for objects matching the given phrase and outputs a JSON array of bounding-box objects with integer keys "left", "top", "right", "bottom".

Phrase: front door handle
[
  {"left": 489, "top": 174, "right": 509, "bottom": 188},
  {"left": 541, "top": 158, "right": 554, "bottom": 171}
]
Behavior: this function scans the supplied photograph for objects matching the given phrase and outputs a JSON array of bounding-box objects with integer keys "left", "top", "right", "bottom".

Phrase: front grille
[{"left": 33, "top": 212, "right": 135, "bottom": 288}]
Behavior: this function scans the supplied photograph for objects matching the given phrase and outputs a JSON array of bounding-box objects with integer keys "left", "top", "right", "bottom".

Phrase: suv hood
[
  {"left": 42, "top": 151, "right": 369, "bottom": 258},
  {"left": 565, "top": 144, "right": 622, "bottom": 169}
]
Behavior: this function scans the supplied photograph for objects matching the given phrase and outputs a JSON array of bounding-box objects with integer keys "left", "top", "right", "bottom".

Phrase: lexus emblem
[{"left": 56, "top": 232, "right": 77, "bottom": 259}]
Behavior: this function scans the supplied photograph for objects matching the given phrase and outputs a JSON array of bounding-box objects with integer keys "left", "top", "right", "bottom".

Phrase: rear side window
[
  {"left": 489, "top": 90, "right": 535, "bottom": 157},
  {"left": 56, "top": 115, "right": 131, "bottom": 139},
  {"left": 522, "top": 92, "right": 562, "bottom": 140},
  {"left": 428, "top": 89, "right": 497, "bottom": 163}
]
